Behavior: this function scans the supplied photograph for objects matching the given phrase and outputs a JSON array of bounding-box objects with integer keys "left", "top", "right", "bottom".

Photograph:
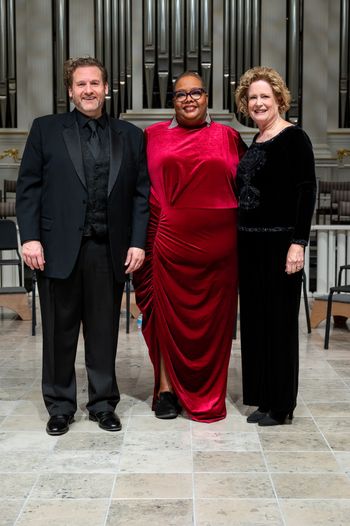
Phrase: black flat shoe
[
  {"left": 258, "top": 411, "right": 294, "bottom": 427},
  {"left": 155, "top": 391, "right": 181, "bottom": 419},
  {"left": 89, "top": 411, "right": 122, "bottom": 432},
  {"left": 247, "top": 408, "right": 268, "bottom": 423},
  {"left": 46, "top": 414, "right": 74, "bottom": 436}
]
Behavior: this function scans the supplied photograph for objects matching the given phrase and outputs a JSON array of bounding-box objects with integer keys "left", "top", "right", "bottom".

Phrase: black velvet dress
[{"left": 237, "top": 126, "right": 316, "bottom": 415}]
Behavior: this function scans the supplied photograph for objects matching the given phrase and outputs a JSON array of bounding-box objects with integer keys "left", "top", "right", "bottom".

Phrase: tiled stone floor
[{"left": 0, "top": 303, "right": 350, "bottom": 525}]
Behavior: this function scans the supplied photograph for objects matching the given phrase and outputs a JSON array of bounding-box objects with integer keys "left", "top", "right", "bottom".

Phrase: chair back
[
  {"left": 316, "top": 181, "right": 350, "bottom": 223},
  {"left": 3, "top": 179, "right": 17, "bottom": 202},
  {"left": 0, "top": 219, "right": 19, "bottom": 250},
  {"left": 331, "top": 190, "right": 350, "bottom": 223},
  {"left": 338, "top": 201, "right": 350, "bottom": 222},
  {"left": 0, "top": 201, "right": 16, "bottom": 218},
  {"left": 331, "top": 189, "right": 350, "bottom": 204}
]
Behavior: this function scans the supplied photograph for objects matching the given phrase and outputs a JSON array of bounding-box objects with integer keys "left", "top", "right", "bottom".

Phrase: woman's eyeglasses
[{"left": 173, "top": 88, "right": 207, "bottom": 102}]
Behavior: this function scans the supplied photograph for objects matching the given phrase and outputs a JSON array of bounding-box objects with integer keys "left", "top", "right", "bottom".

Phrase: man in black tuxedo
[{"left": 16, "top": 57, "right": 149, "bottom": 435}]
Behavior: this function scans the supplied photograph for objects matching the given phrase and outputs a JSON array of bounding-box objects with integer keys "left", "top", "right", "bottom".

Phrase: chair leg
[
  {"left": 324, "top": 291, "right": 334, "bottom": 349},
  {"left": 31, "top": 272, "right": 37, "bottom": 336},
  {"left": 125, "top": 277, "right": 131, "bottom": 334},
  {"left": 302, "top": 271, "right": 311, "bottom": 334},
  {"left": 18, "top": 263, "right": 23, "bottom": 287}
]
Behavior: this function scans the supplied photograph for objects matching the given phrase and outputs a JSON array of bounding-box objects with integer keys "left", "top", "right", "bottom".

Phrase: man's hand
[
  {"left": 124, "top": 247, "right": 145, "bottom": 274},
  {"left": 22, "top": 241, "right": 45, "bottom": 271}
]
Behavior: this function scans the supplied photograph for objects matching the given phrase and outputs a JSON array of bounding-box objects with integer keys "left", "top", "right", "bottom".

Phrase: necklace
[{"left": 256, "top": 120, "right": 292, "bottom": 143}]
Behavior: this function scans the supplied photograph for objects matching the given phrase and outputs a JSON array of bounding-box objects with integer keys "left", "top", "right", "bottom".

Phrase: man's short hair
[{"left": 64, "top": 56, "right": 108, "bottom": 89}]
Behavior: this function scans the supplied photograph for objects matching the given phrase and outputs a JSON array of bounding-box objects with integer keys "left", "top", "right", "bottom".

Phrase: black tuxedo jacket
[{"left": 16, "top": 110, "right": 149, "bottom": 282}]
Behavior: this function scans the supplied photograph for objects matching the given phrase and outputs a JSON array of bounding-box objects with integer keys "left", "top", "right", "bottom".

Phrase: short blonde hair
[{"left": 235, "top": 66, "right": 291, "bottom": 116}]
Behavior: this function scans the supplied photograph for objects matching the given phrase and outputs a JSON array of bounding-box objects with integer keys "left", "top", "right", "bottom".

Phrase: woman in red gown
[{"left": 134, "top": 72, "right": 246, "bottom": 422}]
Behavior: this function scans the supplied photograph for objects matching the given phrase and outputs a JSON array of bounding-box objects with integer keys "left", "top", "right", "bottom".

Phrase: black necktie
[{"left": 87, "top": 119, "right": 100, "bottom": 159}]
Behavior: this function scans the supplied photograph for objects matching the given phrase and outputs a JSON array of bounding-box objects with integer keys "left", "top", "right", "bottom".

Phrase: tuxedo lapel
[
  {"left": 62, "top": 112, "right": 86, "bottom": 189},
  {"left": 108, "top": 118, "right": 123, "bottom": 196}
]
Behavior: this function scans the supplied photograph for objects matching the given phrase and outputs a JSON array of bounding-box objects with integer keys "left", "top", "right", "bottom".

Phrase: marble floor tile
[
  {"left": 0, "top": 377, "right": 36, "bottom": 389},
  {"left": 0, "top": 451, "right": 49, "bottom": 472},
  {"left": 127, "top": 415, "right": 190, "bottom": 432},
  {"left": 106, "top": 499, "right": 193, "bottom": 526},
  {"left": 264, "top": 451, "right": 341, "bottom": 473},
  {"left": 289, "top": 403, "right": 312, "bottom": 417},
  {"left": 0, "top": 413, "right": 47, "bottom": 431},
  {"left": 300, "top": 388, "right": 350, "bottom": 402},
  {"left": 16, "top": 499, "right": 109, "bottom": 526},
  {"left": 195, "top": 498, "right": 282, "bottom": 526},
  {"left": 30, "top": 473, "right": 115, "bottom": 499},
  {"left": 192, "top": 431, "right": 261, "bottom": 452},
  {"left": 194, "top": 472, "right": 274, "bottom": 499},
  {"left": 307, "top": 402, "right": 350, "bottom": 417},
  {"left": 114, "top": 396, "right": 137, "bottom": 416},
  {"left": 193, "top": 451, "right": 266, "bottom": 472},
  {"left": 280, "top": 499, "right": 350, "bottom": 525},
  {"left": 322, "top": 431, "right": 350, "bottom": 451},
  {"left": 0, "top": 400, "right": 19, "bottom": 415},
  {"left": 259, "top": 431, "right": 329, "bottom": 451},
  {"left": 129, "top": 397, "right": 154, "bottom": 415},
  {"left": 113, "top": 473, "right": 193, "bottom": 498},
  {"left": 124, "top": 429, "right": 191, "bottom": 450},
  {"left": 272, "top": 472, "right": 350, "bottom": 498},
  {"left": 54, "top": 431, "right": 124, "bottom": 451},
  {"left": 0, "top": 431, "right": 57, "bottom": 451},
  {"left": 299, "top": 367, "right": 340, "bottom": 380},
  {"left": 315, "top": 416, "right": 350, "bottom": 433},
  {"left": 0, "top": 388, "right": 32, "bottom": 400},
  {"left": 40, "top": 450, "right": 120, "bottom": 473},
  {"left": 0, "top": 499, "right": 25, "bottom": 526},
  {"left": 329, "top": 367, "right": 350, "bottom": 379},
  {"left": 335, "top": 451, "right": 350, "bottom": 472},
  {"left": 7, "top": 399, "right": 47, "bottom": 416},
  {"left": 0, "top": 473, "right": 37, "bottom": 498},
  {"left": 299, "top": 378, "right": 348, "bottom": 389},
  {"left": 119, "top": 448, "right": 193, "bottom": 473},
  {"left": 192, "top": 415, "right": 255, "bottom": 433},
  {"left": 257, "top": 416, "right": 318, "bottom": 434}
]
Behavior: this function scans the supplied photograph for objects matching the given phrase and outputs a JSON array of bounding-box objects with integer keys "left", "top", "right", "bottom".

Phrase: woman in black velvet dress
[{"left": 235, "top": 67, "right": 316, "bottom": 426}]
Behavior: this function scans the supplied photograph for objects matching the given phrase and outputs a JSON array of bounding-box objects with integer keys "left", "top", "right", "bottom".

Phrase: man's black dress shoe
[
  {"left": 46, "top": 414, "right": 74, "bottom": 436},
  {"left": 89, "top": 411, "right": 122, "bottom": 432},
  {"left": 155, "top": 391, "right": 181, "bottom": 419}
]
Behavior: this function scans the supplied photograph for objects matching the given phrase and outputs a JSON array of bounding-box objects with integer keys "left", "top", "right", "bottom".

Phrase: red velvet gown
[{"left": 134, "top": 120, "right": 246, "bottom": 422}]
